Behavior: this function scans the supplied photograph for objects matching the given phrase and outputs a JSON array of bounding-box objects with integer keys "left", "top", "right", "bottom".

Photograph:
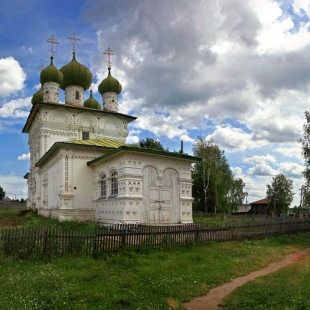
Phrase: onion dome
[
  {"left": 60, "top": 52, "right": 92, "bottom": 90},
  {"left": 31, "top": 86, "right": 43, "bottom": 104},
  {"left": 98, "top": 67, "right": 122, "bottom": 95},
  {"left": 84, "top": 90, "right": 101, "bottom": 109},
  {"left": 40, "top": 57, "right": 63, "bottom": 85}
]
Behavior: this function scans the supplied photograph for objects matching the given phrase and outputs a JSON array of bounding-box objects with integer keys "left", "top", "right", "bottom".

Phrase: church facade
[{"left": 23, "top": 42, "right": 198, "bottom": 224}]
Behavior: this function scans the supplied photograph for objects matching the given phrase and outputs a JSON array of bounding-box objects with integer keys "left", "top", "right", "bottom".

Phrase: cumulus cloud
[
  {"left": 0, "top": 174, "right": 27, "bottom": 198},
  {"left": 205, "top": 125, "right": 268, "bottom": 152},
  {"left": 248, "top": 163, "right": 278, "bottom": 176},
  {"left": 2, "top": 0, "right": 309, "bottom": 205},
  {"left": 278, "top": 162, "right": 304, "bottom": 178},
  {"left": 0, "top": 57, "right": 26, "bottom": 97},
  {"left": 17, "top": 153, "right": 30, "bottom": 160},
  {"left": 82, "top": 0, "right": 309, "bottom": 150},
  {"left": 132, "top": 109, "right": 191, "bottom": 140},
  {"left": 275, "top": 144, "right": 303, "bottom": 161},
  {"left": 244, "top": 154, "right": 277, "bottom": 165},
  {"left": 0, "top": 97, "right": 31, "bottom": 118}
]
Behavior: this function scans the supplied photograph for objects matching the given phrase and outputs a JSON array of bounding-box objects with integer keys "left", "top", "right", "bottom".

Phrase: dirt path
[{"left": 185, "top": 247, "right": 310, "bottom": 310}]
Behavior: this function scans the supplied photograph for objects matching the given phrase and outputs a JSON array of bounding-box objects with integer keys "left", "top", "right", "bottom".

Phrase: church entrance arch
[{"left": 142, "top": 166, "right": 180, "bottom": 224}]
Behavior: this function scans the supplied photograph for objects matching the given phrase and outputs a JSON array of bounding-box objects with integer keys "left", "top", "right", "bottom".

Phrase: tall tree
[
  {"left": 299, "top": 184, "right": 310, "bottom": 211},
  {"left": 139, "top": 138, "right": 166, "bottom": 151},
  {"left": 299, "top": 111, "right": 310, "bottom": 185},
  {"left": 0, "top": 186, "right": 5, "bottom": 201},
  {"left": 266, "top": 174, "right": 294, "bottom": 215},
  {"left": 229, "top": 178, "right": 246, "bottom": 212},
  {"left": 192, "top": 137, "right": 233, "bottom": 213}
]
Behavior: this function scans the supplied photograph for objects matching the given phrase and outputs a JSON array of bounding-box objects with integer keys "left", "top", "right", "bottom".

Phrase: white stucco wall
[{"left": 92, "top": 151, "right": 194, "bottom": 224}]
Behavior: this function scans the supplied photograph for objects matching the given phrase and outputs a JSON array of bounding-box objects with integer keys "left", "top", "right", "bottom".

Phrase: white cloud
[
  {"left": 2, "top": 0, "right": 309, "bottom": 207},
  {"left": 275, "top": 144, "right": 303, "bottom": 161},
  {"left": 132, "top": 109, "right": 191, "bottom": 140},
  {"left": 292, "top": 0, "right": 310, "bottom": 20},
  {"left": 18, "top": 153, "right": 30, "bottom": 160},
  {"left": 248, "top": 163, "right": 278, "bottom": 176},
  {"left": 205, "top": 125, "right": 268, "bottom": 152},
  {"left": 126, "top": 133, "right": 139, "bottom": 144},
  {"left": 0, "top": 57, "right": 26, "bottom": 97},
  {"left": 278, "top": 162, "right": 304, "bottom": 178},
  {"left": 0, "top": 174, "right": 27, "bottom": 198},
  {"left": 231, "top": 166, "right": 243, "bottom": 177},
  {"left": 244, "top": 154, "right": 276, "bottom": 165},
  {"left": 21, "top": 46, "right": 33, "bottom": 53},
  {"left": 0, "top": 97, "right": 31, "bottom": 118},
  {"left": 253, "top": 0, "right": 310, "bottom": 54}
]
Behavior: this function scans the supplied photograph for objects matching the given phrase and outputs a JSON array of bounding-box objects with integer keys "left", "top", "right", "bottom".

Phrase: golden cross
[
  {"left": 46, "top": 36, "right": 59, "bottom": 57},
  {"left": 67, "top": 33, "right": 81, "bottom": 53},
  {"left": 103, "top": 47, "right": 114, "bottom": 68}
]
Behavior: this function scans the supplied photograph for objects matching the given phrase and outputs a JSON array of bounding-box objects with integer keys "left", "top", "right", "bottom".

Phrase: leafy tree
[
  {"left": 266, "top": 174, "right": 294, "bottom": 215},
  {"left": 296, "top": 184, "right": 310, "bottom": 216},
  {"left": 299, "top": 111, "right": 310, "bottom": 185},
  {"left": 192, "top": 137, "right": 233, "bottom": 213},
  {"left": 139, "top": 138, "right": 167, "bottom": 151},
  {"left": 0, "top": 186, "right": 5, "bottom": 201},
  {"left": 229, "top": 178, "right": 246, "bottom": 212}
]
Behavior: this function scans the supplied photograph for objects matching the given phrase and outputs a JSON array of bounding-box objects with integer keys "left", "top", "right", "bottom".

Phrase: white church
[{"left": 23, "top": 36, "right": 199, "bottom": 225}]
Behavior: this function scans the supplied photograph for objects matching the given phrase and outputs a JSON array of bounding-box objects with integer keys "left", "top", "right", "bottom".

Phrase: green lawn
[
  {"left": 0, "top": 230, "right": 309, "bottom": 309},
  {"left": 0, "top": 210, "right": 309, "bottom": 309},
  {"left": 222, "top": 248, "right": 310, "bottom": 309}
]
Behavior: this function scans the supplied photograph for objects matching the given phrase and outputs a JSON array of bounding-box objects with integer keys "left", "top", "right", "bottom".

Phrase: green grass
[
  {"left": 0, "top": 232, "right": 309, "bottom": 309},
  {"left": 1, "top": 211, "right": 310, "bottom": 309},
  {"left": 222, "top": 248, "right": 310, "bottom": 310},
  {"left": 0, "top": 209, "right": 99, "bottom": 229}
]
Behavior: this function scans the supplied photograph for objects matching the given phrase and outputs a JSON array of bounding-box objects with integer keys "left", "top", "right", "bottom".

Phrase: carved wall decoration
[
  {"left": 47, "top": 109, "right": 72, "bottom": 124},
  {"left": 100, "top": 116, "right": 121, "bottom": 131},
  {"left": 65, "top": 155, "right": 69, "bottom": 191},
  {"left": 75, "top": 112, "right": 97, "bottom": 127}
]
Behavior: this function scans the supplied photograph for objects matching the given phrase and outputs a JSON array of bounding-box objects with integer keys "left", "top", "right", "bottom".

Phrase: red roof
[{"left": 250, "top": 198, "right": 269, "bottom": 205}]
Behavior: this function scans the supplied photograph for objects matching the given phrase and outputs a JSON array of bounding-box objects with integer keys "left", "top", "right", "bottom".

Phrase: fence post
[
  {"left": 194, "top": 225, "right": 200, "bottom": 243},
  {"left": 43, "top": 229, "right": 48, "bottom": 255},
  {"left": 121, "top": 225, "right": 127, "bottom": 250}
]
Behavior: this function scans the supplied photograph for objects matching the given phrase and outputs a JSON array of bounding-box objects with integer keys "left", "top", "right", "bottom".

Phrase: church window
[
  {"left": 111, "top": 170, "right": 118, "bottom": 196},
  {"left": 82, "top": 131, "right": 89, "bottom": 140},
  {"left": 100, "top": 174, "right": 106, "bottom": 198},
  {"left": 75, "top": 91, "right": 80, "bottom": 100}
]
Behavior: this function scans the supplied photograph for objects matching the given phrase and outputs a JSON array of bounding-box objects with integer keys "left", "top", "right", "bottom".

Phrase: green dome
[
  {"left": 31, "top": 86, "right": 43, "bottom": 104},
  {"left": 84, "top": 91, "right": 101, "bottom": 110},
  {"left": 40, "top": 57, "right": 63, "bottom": 85},
  {"left": 60, "top": 53, "right": 92, "bottom": 90},
  {"left": 98, "top": 68, "right": 122, "bottom": 95}
]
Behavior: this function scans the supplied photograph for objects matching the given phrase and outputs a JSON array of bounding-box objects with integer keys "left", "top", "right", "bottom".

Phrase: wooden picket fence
[{"left": 1, "top": 219, "right": 310, "bottom": 259}]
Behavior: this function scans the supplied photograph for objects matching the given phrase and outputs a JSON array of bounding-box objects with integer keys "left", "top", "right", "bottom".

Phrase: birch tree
[{"left": 192, "top": 137, "right": 233, "bottom": 213}]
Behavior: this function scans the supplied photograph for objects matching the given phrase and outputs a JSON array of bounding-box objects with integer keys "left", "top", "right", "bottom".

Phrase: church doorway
[
  {"left": 148, "top": 187, "right": 171, "bottom": 223},
  {"left": 142, "top": 166, "right": 180, "bottom": 224}
]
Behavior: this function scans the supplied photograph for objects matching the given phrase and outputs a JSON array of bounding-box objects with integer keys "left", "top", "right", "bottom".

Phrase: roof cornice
[
  {"left": 22, "top": 101, "right": 136, "bottom": 133},
  {"left": 87, "top": 145, "right": 201, "bottom": 166}
]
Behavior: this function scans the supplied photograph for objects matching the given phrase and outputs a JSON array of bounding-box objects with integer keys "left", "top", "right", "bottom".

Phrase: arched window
[
  {"left": 111, "top": 170, "right": 118, "bottom": 196},
  {"left": 100, "top": 174, "right": 106, "bottom": 198},
  {"left": 75, "top": 91, "right": 80, "bottom": 100}
]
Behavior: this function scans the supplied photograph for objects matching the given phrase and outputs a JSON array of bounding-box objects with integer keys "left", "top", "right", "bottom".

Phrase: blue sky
[{"left": 0, "top": 0, "right": 310, "bottom": 206}]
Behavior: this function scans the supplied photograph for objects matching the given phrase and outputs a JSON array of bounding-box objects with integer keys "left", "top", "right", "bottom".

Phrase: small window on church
[
  {"left": 82, "top": 132, "right": 89, "bottom": 140},
  {"left": 110, "top": 170, "right": 118, "bottom": 197},
  {"left": 100, "top": 174, "right": 106, "bottom": 198},
  {"left": 75, "top": 91, "right": 80, "bottom": 100}
]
